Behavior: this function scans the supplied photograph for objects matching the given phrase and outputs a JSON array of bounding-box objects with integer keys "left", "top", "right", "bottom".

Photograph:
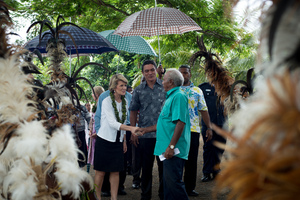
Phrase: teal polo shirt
[{"left": 154, "top": 86, "right": 191, "bottom": 160}]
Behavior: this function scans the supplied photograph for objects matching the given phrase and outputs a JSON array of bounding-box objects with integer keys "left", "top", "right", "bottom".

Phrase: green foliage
[{"left": 9, "top": 0, "right": 258, "bottom": 98}]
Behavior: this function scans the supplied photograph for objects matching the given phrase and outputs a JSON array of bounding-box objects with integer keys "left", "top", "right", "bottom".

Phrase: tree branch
[
  {"left": 91, "top": 0, "right": 130, "bottom": 16},
  {"left": 157, "top": 0, "right": 174, "bottom": 8},
  {"left": 197, "top": 29, "right": 236, "bottom": 41}
]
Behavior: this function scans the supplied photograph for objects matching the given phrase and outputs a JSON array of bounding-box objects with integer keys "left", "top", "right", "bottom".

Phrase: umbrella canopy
[
  {"left": 99, "top": 30, "right": 157, "bottom": 57},
  {"left": 114, "top": 7, "right": 201, "bottom": 37},
  {"left": 114, "top": 7, "right": 201, "bottom": 63},
  {"left": 25, "top": 26, "right": 118, "bottom": 55}
]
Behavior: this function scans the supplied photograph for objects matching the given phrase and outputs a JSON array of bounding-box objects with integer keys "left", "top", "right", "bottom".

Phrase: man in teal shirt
[{"left": 135, "top": 68, "right": 190, "bottom": 200}]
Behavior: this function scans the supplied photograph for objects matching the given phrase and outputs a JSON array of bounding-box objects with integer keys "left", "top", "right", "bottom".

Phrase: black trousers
[
  {"left": 201, "top": 128, "right": 226, "bottom": 174},
  {"left": 139, "top": 138, "right": 164, "bottom": 200},
  {"left": 126, "top": 131, "right": 132, "bottom": 174},
  {"left": 78, "top": 130, "right": 88, "bottom": 168},
  {"left": 184, "top": 132, "right": 200, "bottom": 192},
  {"left": 132, "top": 139, "right": 142, "bottom": 185}
]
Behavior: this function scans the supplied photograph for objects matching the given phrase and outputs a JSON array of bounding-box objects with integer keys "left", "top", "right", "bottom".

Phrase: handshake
[
  {"left": 130, "top": 125, "right": 156, "bottom": 138},
  {"left": 132, "top": 127, "right": 146, "bottom": 136}
]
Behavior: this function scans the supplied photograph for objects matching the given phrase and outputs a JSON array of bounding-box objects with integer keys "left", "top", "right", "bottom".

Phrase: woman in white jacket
[{"left": 94, "top": 74, "right": 138, "bottom": 200}]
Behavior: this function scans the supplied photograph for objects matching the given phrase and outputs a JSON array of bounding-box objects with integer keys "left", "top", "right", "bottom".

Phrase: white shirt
[{"left": 98, "top": 96, "right": 128, "bottom": 142}]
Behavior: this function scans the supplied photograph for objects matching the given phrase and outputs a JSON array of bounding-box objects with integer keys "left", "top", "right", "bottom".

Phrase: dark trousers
[
  {"left": 125, "top": 131, "right": 132, "bottom": 174},
  {"left": 184, "top": 132, "right": 200, "bottom": 192},
  {"left": 132, "top": 139, "right": 142, "bottom": 185},
  {"left": 78, "top": 130, "right": 88, "bottom": 168},
  {"left": 163, "top": 156, "right": 189, "bottom": 200},
  {"left": 201, "top": 128, "right": 226, "bottom": 174},
  {"left": 139, "top": 138, "right": 164, "bottom": 200}
]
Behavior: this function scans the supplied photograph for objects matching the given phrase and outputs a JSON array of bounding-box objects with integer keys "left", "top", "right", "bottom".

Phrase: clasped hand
[
  {"left": 131, "top": 127, "right": 146, "bottom": 136},
  {"left": 130, "top": 127, "right": 145, "bottom": 147}
]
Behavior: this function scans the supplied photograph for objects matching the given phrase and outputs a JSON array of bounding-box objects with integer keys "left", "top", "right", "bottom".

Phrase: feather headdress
[{"left": 189, "top": 36, "right": 252, "bottom": 115}]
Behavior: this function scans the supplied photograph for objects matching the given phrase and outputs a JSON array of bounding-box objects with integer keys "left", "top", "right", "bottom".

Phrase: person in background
[
  {"left": 179, "top": 65, "right": 212, "bottom": 196},
  {"left": 127, "top": 85, "right": 133, "bottom": 94},
  {"left": 199, "top": 82, "right": 227, "bottom": 182},
  {"left": 85, "top": 102, "right": 91, "bottom": 113},
  {"left": 93, "top": 74, "right": 137, "bottom": 200},
  {"left": 84, "top": 102, "right": 92, "bottom": 160},
  {"left": 87, "top": 86, "right": 105, "bottom": 173},
  {"left": 125, "top": 85, "right": 133, "bottom": 175},
  {"left": 130, "top": 60, "right": 165, "bottom": 200},
  {"left": 77, "top": 103, "right": 91, "bottom": 168}
]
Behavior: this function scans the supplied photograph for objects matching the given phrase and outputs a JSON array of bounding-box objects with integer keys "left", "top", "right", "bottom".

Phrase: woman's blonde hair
[{"left": 109, "top": 74, "right": 128, "bottom": 92}]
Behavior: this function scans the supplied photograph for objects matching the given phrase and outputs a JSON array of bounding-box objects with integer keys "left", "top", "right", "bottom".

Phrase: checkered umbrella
[
  {"left": 99, "top": 30, "right": 157, "bottom": 57},
  {"left": 113, "top": 7, "right": 202, "bottom": 63},
  {"left": 25, "top": 26, "right": 118, "bottom": 55}
]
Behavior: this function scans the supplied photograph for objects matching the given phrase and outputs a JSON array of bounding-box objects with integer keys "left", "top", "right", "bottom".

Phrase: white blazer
[{"left": 98, "top": 96, "right": 128, "bottom": 142}]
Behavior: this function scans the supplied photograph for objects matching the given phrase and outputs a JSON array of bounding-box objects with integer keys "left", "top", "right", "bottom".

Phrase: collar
[
  {"left": 141, "top": 78, "right": 162, "bottom": 89},
  {"left": 166, "top": 86, "right": 180, "bottom": 98}
]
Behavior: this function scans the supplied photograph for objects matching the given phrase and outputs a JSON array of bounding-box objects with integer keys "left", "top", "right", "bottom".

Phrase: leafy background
[{"left": 7, "top": 0, "right": 263, "bottom": 103}]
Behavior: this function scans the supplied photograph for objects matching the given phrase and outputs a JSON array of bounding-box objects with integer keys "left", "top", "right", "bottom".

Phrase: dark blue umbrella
[{"left": 25, "top": 26, "right": 118, "bottom": 55}]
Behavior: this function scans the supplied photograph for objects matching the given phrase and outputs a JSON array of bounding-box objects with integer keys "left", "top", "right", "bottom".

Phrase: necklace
[{"left": 110, "top": 92, "right": 127, "bottom": 123}]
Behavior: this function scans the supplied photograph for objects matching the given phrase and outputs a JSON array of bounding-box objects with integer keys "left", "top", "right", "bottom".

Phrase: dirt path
[{"left": 89, "top": 137, "right": 227, "bottom": 200}]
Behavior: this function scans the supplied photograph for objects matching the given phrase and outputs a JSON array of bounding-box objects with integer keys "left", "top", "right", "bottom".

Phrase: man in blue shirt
[{"left": 136, "top": 69, "right": 190, "bottom": 200}]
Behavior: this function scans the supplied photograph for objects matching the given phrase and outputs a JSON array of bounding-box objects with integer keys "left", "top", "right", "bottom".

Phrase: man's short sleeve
[
  {"left": 196, "top": 87, "right": 208, "bottom": 111},
  {"left": 171, "top": 93, "right": 189, "bottom": 124},
  {"left": 129, "top": 89, "right": 140, "bottom": 111}
]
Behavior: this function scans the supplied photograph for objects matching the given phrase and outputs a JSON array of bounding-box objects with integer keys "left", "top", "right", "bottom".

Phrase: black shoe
[
  {"left": 201, "top": 173, "right": 212, "bottom": 182},
  {"left": 132, "top": 183, "right": 140, "bottom": 189},
  {"left": 187, "top": 190, "right": 199, "bottom": 196},
  {"left": 118, "top": 189, "right": 127, "bottom": 195},
  {"left": 101, "top": 191, "right": 111, "bottom": 197}
]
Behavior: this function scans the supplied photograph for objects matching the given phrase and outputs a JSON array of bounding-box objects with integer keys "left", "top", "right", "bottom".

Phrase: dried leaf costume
[
  {"left": 189, "top": 36, "right": 254, "bottom": 115},
  {"left": 212, "top": 1, "right": 300, "bottom": 199},
  {"left": 0, "top": 2, "right": 96, "bottom": 199}
]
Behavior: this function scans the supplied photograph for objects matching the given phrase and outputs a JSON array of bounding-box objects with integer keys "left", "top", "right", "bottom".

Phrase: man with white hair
[{"left": 136, "top": 69, "right": 190, "bottom": 200}]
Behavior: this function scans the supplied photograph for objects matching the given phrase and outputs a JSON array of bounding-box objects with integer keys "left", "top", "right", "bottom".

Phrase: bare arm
[
  {"left": 164, "top": 120, "right": 185, "bottom": 159},
  {"left": 199, "top": 110, "right": 213, "bottom": 142},
  {"left": 119, "top": 124, "right": 138, "bottom": 133},
  {"left": 130, "top": 110, "right": 139, "bottom": 147},
  {"left": 136, "top": 125, "right": 157, "bottom": 136},
  {"left": 130, "top": 110, "right": 138, "bottom": 126}
]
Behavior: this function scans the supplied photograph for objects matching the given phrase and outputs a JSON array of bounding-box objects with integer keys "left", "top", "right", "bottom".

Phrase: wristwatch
[{"left": 169, "top": 145, "right": 175, "bottom": 150}]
